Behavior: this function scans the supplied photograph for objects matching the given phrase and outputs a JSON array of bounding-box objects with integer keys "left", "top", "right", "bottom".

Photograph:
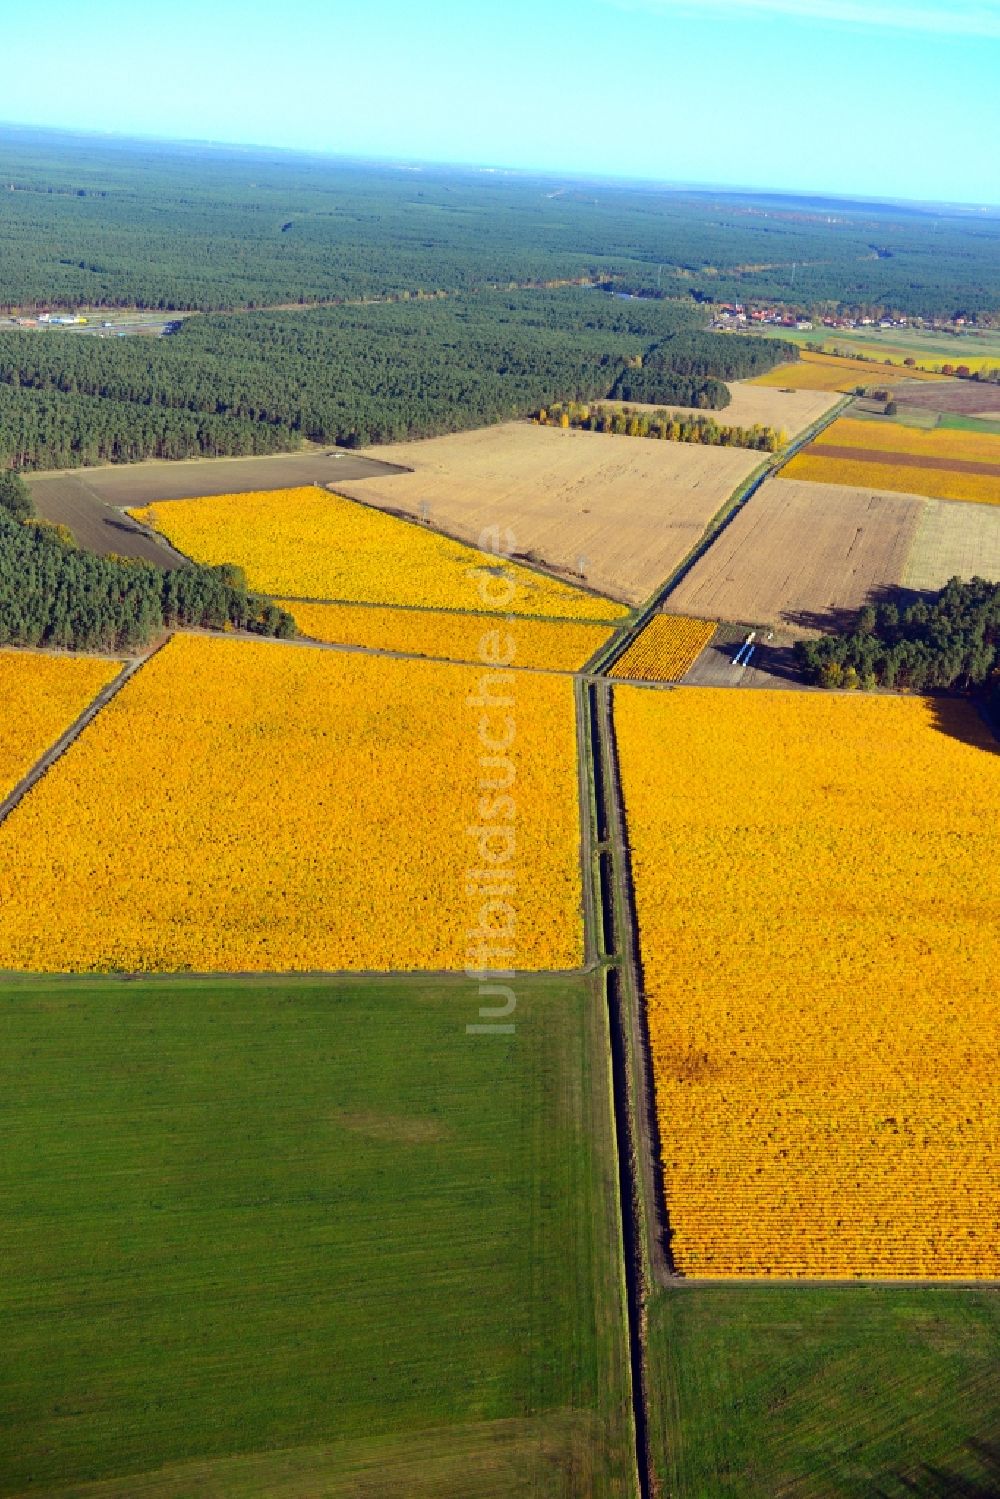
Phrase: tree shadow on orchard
[{"left": 927, "top": 695, "right": 1000, "bottom": 758}]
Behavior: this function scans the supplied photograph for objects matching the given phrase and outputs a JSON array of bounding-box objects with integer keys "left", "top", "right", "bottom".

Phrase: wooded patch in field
[{"left": 599, "top": 379, "right": 841, "bottom": 438}]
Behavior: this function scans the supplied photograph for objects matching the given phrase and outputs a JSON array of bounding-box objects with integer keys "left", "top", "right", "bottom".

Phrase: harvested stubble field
[
  {"left": 132, "top": 486, "right": 626, "bottom": 621},
  {"left": 0, "top": 972, "right": 631, "bottom": 1497},
  {"left": 333, "top": 422, "right": 763, "bottom": 605},
  {"left": 0, "top": 651, "right": 121, "bottom": 802},
  {"left": 664, "top": 477, "right": 924, "bottom": 634},
  {"left": 0, "top": 634, "right": 584, "bottom": 973},
  {"left": 597, "top": 379, "right": 842, "bottom": 439},
  {"left": 784, "top": 416, "right": 1000, "bottom": 506},
  {"left": 903, "top": 497, "right": 1000, "bottom": 591},
  {"left": 281, "top": 600, "right": 615, "bottom": 671},
  {"left": 751, "top": 349, "right": 947, "bottom": 393},
  {"left": 615, "top": 687, "right": 1000, "bottom": 1279}
]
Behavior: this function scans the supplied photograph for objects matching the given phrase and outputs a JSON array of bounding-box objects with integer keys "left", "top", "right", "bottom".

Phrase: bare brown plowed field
[
  {"left": 903, "top": 498, "right": 1000, "bottom": 591},
  {"left": 665, "top": 477, "right": 925, "bottom": 634},
  {"left": 26, "top": 475, "right": 187, "bottom": 565},
  {"left": 890, "top": 381, "right": 1000, "bottom": 416},
  {"left": 335, "top": 423, "right": 762, "bottom": 605},
  {"left": 598, "top": 380, "right": 842, "bottom": 438},
  {"left": 809, "top": 444, "right": 1000, "bottom": 478},
  {"left": 27, "top": 449, "right": 407, "bottom": 507}
]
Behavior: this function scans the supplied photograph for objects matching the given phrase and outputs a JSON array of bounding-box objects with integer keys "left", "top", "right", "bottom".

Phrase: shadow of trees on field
[
  {"left": 927, "top": 695, "right": 1000, "bottom": 756},
  {"left": 876, "top": 1439, "right": 1000, "bottom": 1498}
]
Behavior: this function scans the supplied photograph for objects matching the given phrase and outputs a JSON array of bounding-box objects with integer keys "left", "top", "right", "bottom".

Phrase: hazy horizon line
[{"left": 0, "top": 116, "right": 997, "bottom": 216}]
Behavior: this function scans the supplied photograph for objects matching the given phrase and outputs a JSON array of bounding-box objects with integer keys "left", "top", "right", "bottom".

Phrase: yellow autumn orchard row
[
  {"left": 0, "top": 650, "right": 121, "bottom": 802},
  {"left": 131, "top": 487, "right": 628, "bottom": 623},
  {"left": 610, "top": 614, "right": 715, "bottom": 682},
  {"left": 615, "top": 685, "right": 1000, "bottom": 1280},
  {"left": 281, "top": 599, "right": 616, "bottom": 671},
  {"left": 0, "top": 634, "right": 584, "bottom": 974}
]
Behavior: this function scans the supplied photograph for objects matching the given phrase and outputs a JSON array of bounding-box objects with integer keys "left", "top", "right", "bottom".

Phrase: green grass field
[
  {"left": 937, "top": 413, "right": 1000, "bottom": 435},
  {"left": 646, "top": 1284, "right": 1000, "bottom": 1498},
  {"left": 0, "top": 973, "right": 631, "bottom": 1498}
]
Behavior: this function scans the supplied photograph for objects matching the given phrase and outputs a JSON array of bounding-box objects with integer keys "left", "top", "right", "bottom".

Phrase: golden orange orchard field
[
  {"left": 131, "top": 487, "right": 628, "bottom": 622},
  {"left": 0, "top": 634, "right": 584, "bottom": 973},
  {"left": 610, "top": 614, "right": 715, "bottom": 682},
  {"left": 281, "top": 599, "right": 615, "bottom": 670},
  {"left": 0, "top": 650, "right": 121, "bottom": 801},
  {"left": 614, "top": 686, "right": 1000, "bottom": 1279}
]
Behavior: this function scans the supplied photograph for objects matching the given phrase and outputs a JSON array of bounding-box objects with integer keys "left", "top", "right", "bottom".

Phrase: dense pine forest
[
  {"left": 796, "top": 578, "right": 1000, "bottom": 695},
  {"left": 0, "top": 128, "right": 997, "bottom": 472},
  {"left": 1, "top": 130, "right": 998, "bottom": 318},
  {"left": 0, "top": 474, "right": 294, "bottom": 650},
  {"left": 0, "top": 291, "right": 794, "bottom": 466}
]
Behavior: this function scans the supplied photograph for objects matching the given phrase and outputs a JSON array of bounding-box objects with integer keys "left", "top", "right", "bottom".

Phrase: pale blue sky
[{"left": 3, "top": 0, "right": 998, "bottom": 204}]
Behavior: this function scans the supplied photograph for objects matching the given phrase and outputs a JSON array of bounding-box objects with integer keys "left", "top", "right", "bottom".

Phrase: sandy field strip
[
  {"left": 809, "top": 444, "right": 1000, "bottom": 478},
  {"left": 665, "top": 477, "right": 925, "bottom": 634},
  {"left": 903, "top": 498, "right": 1000, "bottom": 591},
  {"left": 597, "top": 380, "right": 842, "bottom": 438},
  {"left": 26, "top": 450, "right": 406, "bottom": 508},
  {"left": 337, "top": 422, "right": 762, "bottom": 605}
]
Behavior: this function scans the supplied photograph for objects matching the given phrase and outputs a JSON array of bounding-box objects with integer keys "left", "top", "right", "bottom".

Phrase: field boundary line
[
  {"left": 595, "top": 684, "right": 674, "bottom": 1289},
  {"left": 179, "top": 623, "right": 604, "bottom": 678},
  {"left": 580, "top": 677, "right": 656, "bottom": 1498},
  {"left": 277, "top": 592, "right": 628, "bottom": 627},
  {"left": 0, "top": 963, "right": 603, "bottom": 982},
  {"left": 0, "top": 655, "right": 147, "bottom": 831},
  {"left": 574, "top": 678, "right": 601, "bottom": 972},
  {"left": 329, "top": 475, "right": 636, "bottom": 609}
]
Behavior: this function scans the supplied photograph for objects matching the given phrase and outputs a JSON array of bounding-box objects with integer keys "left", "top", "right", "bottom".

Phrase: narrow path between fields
[
  {"left": 578, "top": 390, "right": 859, "bottom": 1496},
  {"left": 0, "top": 656, "right": 147, "bottom": 830}
]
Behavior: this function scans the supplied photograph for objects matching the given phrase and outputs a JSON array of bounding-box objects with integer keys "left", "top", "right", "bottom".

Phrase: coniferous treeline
[
  {"left": 0, "top": 292, "right": 795, "bottom": 467},
  {"left": 610, "top": 331, "right": 798, "bottom": 406},
  {"left": 796, "top": 578, "right": 1000, "bottom": 694},
  {"left": 0, "top": 478, "right": 295, "bottom": 652},
  {"left": 538, "top": 402, "right": 784, "bottom": 451}
]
